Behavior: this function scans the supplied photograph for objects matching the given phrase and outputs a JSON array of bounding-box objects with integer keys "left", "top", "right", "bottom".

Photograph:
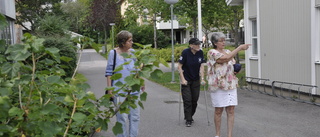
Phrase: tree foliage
[
  {"left": 15, "top": 0, "right": 63, "bottom": 33},
  {"left": 60, "top": 0, "right": 90, "bottom": 33},
  {"left": 88, "top": 0, "right": 123, "bottom": 31},
  {"left": 175, "top": 0, "right": 199, "bottom": 37}
]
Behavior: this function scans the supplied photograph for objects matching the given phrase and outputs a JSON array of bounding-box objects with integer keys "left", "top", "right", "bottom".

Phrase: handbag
[
  {"left": 105, "top": 49, "right": 117, "bottom": 101},
  {"left": 233, "top": 63, "right": 241, "bottom": 73}
]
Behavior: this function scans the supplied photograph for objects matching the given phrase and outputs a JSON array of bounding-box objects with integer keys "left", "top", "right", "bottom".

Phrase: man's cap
[{"left": 189, "top": 38, "right": 201, "bottom": 45}]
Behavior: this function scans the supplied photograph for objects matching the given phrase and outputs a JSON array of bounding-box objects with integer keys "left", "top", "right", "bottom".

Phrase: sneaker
[{"left": 186, "top": 121, "right": 192, "bottom": 127}]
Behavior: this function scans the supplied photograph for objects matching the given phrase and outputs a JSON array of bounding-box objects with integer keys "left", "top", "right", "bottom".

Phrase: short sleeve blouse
[{"left": 207, "top": 49, "right": 238, "bottom": 91}]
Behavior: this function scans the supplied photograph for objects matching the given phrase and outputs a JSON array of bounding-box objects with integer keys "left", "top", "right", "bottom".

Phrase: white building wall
[
  {"left": 259, "top": 0, "right": 312, "bottom": 85},
  {"left": 316, "top": 0, "right": 320, "bottom": 6},
  {"left": 0, "top": 0, "right": 16, "bottom": 19},
  {"left": 156, "top": 20, "right": 180, "bottom": 30}
]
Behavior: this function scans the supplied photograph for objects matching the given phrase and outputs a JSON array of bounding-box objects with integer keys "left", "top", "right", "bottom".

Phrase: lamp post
[
  {"left": 197, "top": 0, "right": 202, "bottom": 48},
  {"left": 109, "top": 23, "right": 115, "bottom": 49},
  {"left": 165, "top": 0, "right": 178, "bottom": 83}
]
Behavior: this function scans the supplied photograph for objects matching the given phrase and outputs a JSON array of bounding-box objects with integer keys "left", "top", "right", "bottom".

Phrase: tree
[
  {"left": 125, "top": 0, "right": 170, "bottom": 49},
  {"left": 88, "top": 0, "right": 124, "bottom": 50},
  {"left": 15, "top": 0, "right": 63, "bottom": 33},
  {"left": 175, "top": 0, "right": 199, "bottom": 38},
  {"left": 60, "top": 0, "right": 90, "bottom": 33}
]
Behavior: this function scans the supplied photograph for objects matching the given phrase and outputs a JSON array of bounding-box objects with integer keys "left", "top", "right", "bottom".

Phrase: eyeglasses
[{"left": 218, "top": 40, "right": 225, "bottom": 42}]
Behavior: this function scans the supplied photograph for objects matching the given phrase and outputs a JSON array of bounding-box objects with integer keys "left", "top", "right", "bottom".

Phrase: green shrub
[
  {"left": 42, "top": 37, "right": 77, "bottom": 78},
  {"left": 126, "top": 24, "right": 170, "bottom": 49},
  {"left": 34, "top": 14, "right": 77, "bottom": 78}
]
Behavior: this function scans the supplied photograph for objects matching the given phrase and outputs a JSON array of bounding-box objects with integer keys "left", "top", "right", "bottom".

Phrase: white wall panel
[
  {"left": 259, "top": 0, "right": 312, "bottom": 85},
  {"left": 249, "top": 59, "right": 259, "bottom": 78},
  {"left": 248, "top": 0, "right": 257, "bottom": 18}
]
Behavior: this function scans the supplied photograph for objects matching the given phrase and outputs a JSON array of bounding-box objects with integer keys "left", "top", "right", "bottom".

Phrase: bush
[
  {"left": 151, "top": 44, "right": 187, "bottom": 62},
  {"left": 126, "top": 24, "right": 170, "bottom": 49},
  {"left": 34, "top": 14, "right": 77, "bottom": 78},
  {"left": 43, "top": 37, "right": 77, "bottom": 78}
]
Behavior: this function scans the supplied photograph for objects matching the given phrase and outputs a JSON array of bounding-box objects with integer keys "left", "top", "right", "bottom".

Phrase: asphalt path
[{"left": 78, "top": 49, "right": 320, "bottom": 137}]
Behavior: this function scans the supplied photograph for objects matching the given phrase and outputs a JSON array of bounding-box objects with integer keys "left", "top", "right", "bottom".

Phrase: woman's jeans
[
  {"left": 181, "top": 79, "right": 200, "bottom": 121},
  {"left": 115, "top": 95, "right": 140, "bottom": 137}
]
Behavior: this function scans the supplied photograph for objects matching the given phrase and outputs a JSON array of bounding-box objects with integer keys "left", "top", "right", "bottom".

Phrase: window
[{"left": 251, "top": 19, "right": 258, "bottom": 55}]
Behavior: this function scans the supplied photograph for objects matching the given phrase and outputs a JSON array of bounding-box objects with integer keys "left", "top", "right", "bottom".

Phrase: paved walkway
[{"left": 78, "top": 49, "right": 320, "bottom": 137}]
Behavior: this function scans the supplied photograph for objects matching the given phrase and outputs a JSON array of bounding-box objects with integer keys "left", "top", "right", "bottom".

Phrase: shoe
[{"left": 186, "top": 121, "right": 192, "bottom": 127}]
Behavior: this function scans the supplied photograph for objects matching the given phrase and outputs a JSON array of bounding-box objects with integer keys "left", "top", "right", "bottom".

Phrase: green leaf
[
  {"left": 60, "top": 56, "right": 73, "bottom": 63},
  {"left": 91, "top": 43, "right": 101, "bottom": 53},
  {"left": 0, "top": 14, "right": 8, "bottom": 30},
  {"left": 8, "top": 107, "right": 24, "bottom": 120},
  {"left": 86, "top": 91, "right": 96, "bottom": 100},
  {"left": 0, "top": 40, "right": 5, "bottom": 52},
  {"left": 140, "top": 92, "right": 147, "bottom": 101},
  {"left": 114, "top": 81, "right": 124, "bottom": 87},
  {"left": 45, "top": 47, "right": 60, "bottom": 62},
  {"left": 72, "top": 112, "right": 86, "bottom": 122},
  {"left": 41, "top": 104, "right": 59, "bottom": 115},
  {"left": 1, "top": 62, "right": 21, "bottom": 78},
  {"left": 5, "top": 44, "right": 28, "bottom": 55},
  {"left": 138, "top": 101, "right": 144, "bottom": 109},
  {"left": 114, "top": 65, "right": 124, "bottom": 72},
  {"left": 111, "top": 73, "right": 122, "bottom": 80},
  {"left": 133, "top": 43, "right": 144, "bottom": 48},
  {"left": 0, "top": 96, "right": 10, "bottom": 118},
  {"left": 112, "top": 122, "right": 123, "bottom": 135},
  {"left": 6, "top": 51, "right": 31, "bottom": 61},
  {"left": 160, "top": 58, "right": 169, "bottom": 67},
  {"left": 31, "top": 38, "right": 45, "bottom": 53},
  {"left": 5, "top": 44, "right": 31, "bottom": 61},
  {"left": 47, "top": 76, "right": 61, "bottom": 83},
  {"left": 0, "top": 88, "right": 12, "bottom": 96},
  {"left": 140, "top": 56, "right": 156, "bottom": 64},
  {"left": 64, "top": 95, "right": 74, "bottom": 102},
  {"left": 150, "top": 69, "right": 163, "bottom": 79},
  {"left": 124, "top": 75, "right": 140, "bottom": 86},
  {"left": 39, "top": 121, "right": 62, "bottom": 136}
]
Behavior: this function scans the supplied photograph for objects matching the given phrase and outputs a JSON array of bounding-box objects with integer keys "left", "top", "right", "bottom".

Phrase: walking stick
[
  {"left": 178, "top": 83, "right": 182, "bottom": 125},
  {"left": 203, "top": 84, "right": 210, "bottom": 126}
]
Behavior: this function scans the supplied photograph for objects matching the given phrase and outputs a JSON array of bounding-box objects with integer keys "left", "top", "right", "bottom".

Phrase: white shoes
[{"left": 215, "top": 136, "right": 219, "bottom": 137}]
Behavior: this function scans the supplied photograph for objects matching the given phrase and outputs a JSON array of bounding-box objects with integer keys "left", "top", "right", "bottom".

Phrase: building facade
[{"left": 227, "top": 0, "right": 320, "bottom": 94}]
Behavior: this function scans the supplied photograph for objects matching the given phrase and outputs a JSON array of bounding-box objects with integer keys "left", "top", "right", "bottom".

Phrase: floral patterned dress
[{"left": 207, "top": 49, "right": 238, "bottom": 92}]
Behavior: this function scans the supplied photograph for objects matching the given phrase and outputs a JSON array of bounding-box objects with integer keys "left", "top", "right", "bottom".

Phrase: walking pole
[
  {"left": 179, "top": 83, "right": 182, "bottom": 125},
  {"left": 203, "top": 84, "right": 210, "bottom": 126}
]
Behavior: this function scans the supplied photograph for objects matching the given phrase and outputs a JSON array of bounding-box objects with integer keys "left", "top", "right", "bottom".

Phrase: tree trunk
[
  {"left": 104, "top": 25, "right": 107, "bottom": 52},
  {"left": 153, "top": 14, "right": 157, "bottom": 49}
]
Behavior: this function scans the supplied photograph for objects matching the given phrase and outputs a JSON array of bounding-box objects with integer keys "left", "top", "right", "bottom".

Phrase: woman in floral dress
[{"left": 207, "top": 32, "right": 250, "bottom": 137}]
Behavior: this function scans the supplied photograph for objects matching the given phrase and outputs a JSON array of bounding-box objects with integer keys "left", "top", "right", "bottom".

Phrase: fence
[{"left": 240, "top": 77, "right": 320, "bottom": 106}]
